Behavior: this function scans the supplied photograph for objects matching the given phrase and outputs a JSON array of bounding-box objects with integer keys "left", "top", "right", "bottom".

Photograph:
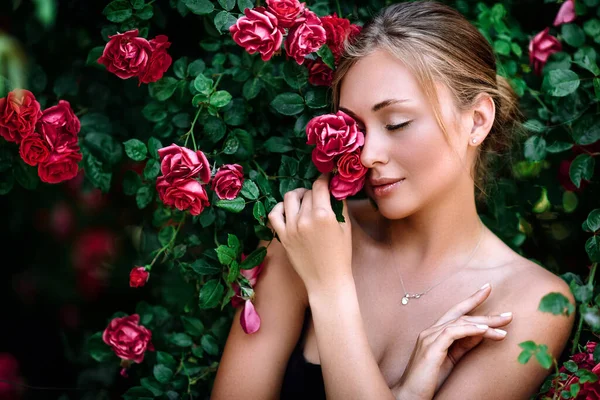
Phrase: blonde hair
[{"left": 331, "top": 0, "right": 526, "bottom": 201}]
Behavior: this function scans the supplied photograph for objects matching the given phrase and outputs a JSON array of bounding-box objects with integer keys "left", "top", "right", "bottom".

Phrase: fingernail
[
  {"left": 479, "top": 283, "right": 490, "bottom": 291},
  {"left": 500, "top": 312, "right": 512, "bottom": 317},
  {"left": 494, "top": 329, "right": 507, "bottom": 336},
  {"left": 475, "top": 324, "right": 489, "bottom": 330}
]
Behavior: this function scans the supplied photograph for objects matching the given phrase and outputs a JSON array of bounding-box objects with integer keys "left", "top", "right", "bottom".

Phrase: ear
[{"left": 468, "top": 93, "right": 495, "bottom": 146}]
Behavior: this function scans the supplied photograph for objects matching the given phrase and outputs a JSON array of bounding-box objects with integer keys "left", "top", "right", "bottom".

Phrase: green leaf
[
  {"left": 149, "top": 77, "right": 179, "bottom": 101},
  {"left": 316, "top": 44, "right": 335, "bottom": 69},
  {"left": 153, "top": 364, "right": 173, "bottom": 384},
  {"left": 216, "top": 245, "right": 237, "bottom": 265},
  {"left": 183, "top": 0, "right": 214, "bottom": 14},
  {"left": 539, "top": 292, "right": 575, "bottom": 316},
  {"left": 243, "top": 77, "right": 263, "bottom": 100},
  {"left": 586, "top": 209, "right": 600, "bottom": 232},
  {"left": 595, "top": 78, "right": 600, "bottom": 100},
  {"left": 523, "top": 119, "right": 547, "bottom": 133},
  {"left": 518, "top": 350, "right": 533, "bottom": 364},
  {"left": 519, "top": 340, "right": 538, "bottom": 352},
  {"left": 143, "top": 158, "right": 160, "bottom": 180},
  {"left": 270, "top": 93, "right": 305, "bottom": 115},
  {"left": 190, "top": 258, "right": 221, "bottom": 275},
  {"left": 140, "top": 378, "right": 164, "bottom": 396},
  {"left": 577, "top": 368, "right": 599, "bottom": 383},
  {"left": 573, "top": 114, "right": 600, "bottom": 146},
  {"left": 199, "top": 279, "right": 224, "bottom": 309},
  {"left": 86, "top": 46, "right": 105, "bottom": 66},
  {"left": 132, "top": 0, "right": 145, "bottom": 9},
  {"left": 136, "top": 185, "right": 154, "bottom": 209},
  {"left": 584, "top": 19, "right": 600, "bottom": 38},
  {"left": 159, "top": 225, "right": 175, "bottom": 247},
  {"left": 263, "top": 137, "right": 294, "bottom": 153},
  {"left": 124, "top": 139, "right": 148, "bottom": 161},
  {"left": 142, "top": 102, "right": 167, "bottom": 123},
  {"left": 494, "top": 39, "right": 511, "bottom": 55},
  {"left": 214, "top": 10, "right": 238, "bottom": 32},
  {"left": 569, "top": 153, "right": 595, "bottom": 188},
  {"left": 535, "top": 345, "right": 554, "bottom": 369},
  {"left": 148, "top": 137, "right": 163, "bottom": 159},
  {"left": 187, "top": 59, "right": 206, "bottom": 77},
  {"left": 523, "top": 135, "right": 546, "bottom": 162},
  {"left": 240, "top": 180, "right": 259, "bottom": 200},
  {"left": 201, "top": 334, "right": 220, "bottom": 355},
  {"left": 102, "top": 0, "right": 132, "bottom": 23},
  {"left": 253, "top": 201, "right": 266, "bottom": 224},
  {"left": 542, "top": 69, "right": 581, "bottom": 97},
  {"left": 84, "top": 133, "right": 122, "bottom": 165},
  {"left": 562, "top": 24, "right": 586, "bottom": 48},
  {"left": 123, "top": 386, "right": 154, "bottom": 399},
  {"left": 565, "top": 360, "right": 579, "bottom": 372},
  {"left": 546, "top": 141, "right": 573, "bottom": 153},
  {"left": 87, "top": 332, "right": 114, "bottom": 362},
  {"left": 210, "top": 90, "right": 232, "bottom": 108},
  {"left": 216, "top": 197, "right": 246, "bottom": 213},
  {"left": 240, "top": 246, "right": 266, "bottom": 270},
  {"left": 172, "top": 112, "right": 191, "bottom": 129},
  {"left": 193, "top": 74, "right": 213, "bottom": 95},
  {"left": 170, "top": 333, "right": 193, "bottom": 347},
  {"left": 305, "top": 89, "right": 328, "bottom": 109},
  {"left": 218, "top": 0, "right": 236, "bottom": 10},
  {"left": 283, "top": 62, "right": 309, "bottom": 89},
  {"left": 81, "top": 147, "right": 112, "bottom": 192},
  {"left": 157, "top": 351, "right": 177, "bottom": 369},
  {"left": 227, "top": 234, "right": 241, "bottom": 256},
  {"left": 181, "top": 316, "right": 205, "bottom": 336},
  {"left": 511, "top": 42, "right": 522, "bottom": 57},
  {"left": 122, "top": 170, "right": 142, "bottom": 196},
  {"left": 237, "top": 0, "right": 253, "bottom": 13},
  {"left": 203, "top": 116, "right": 227, "bottom": 142},
  {"left": 173, "top": 57, "right": 188, "bottom": 79},
  {"left": 586, "top": 236, "right": 600, "bottom": 263},
  {"left": 570, "top": 281, "right": 593, "bottom": 303},
  {"left": 136, "top": 4, "right": 153, "bottom": 20},
  {"left": 12, "top": 159, "right": 37, "bottom": 191}
]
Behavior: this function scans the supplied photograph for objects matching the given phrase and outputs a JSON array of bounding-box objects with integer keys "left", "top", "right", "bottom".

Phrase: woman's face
[{"left": 338, "top": 48, "right": 479, "bottom": 219}]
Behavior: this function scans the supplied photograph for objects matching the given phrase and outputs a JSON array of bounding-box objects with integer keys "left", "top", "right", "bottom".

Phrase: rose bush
[{"left": 2, "top": 0, "right": 600, "bottom": 399}]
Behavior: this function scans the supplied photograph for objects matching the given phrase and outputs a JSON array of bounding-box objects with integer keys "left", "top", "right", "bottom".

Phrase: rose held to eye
[
  {"left": 330, "top": 149, "right": 367, "bottom": 200},
  {"left": 266, "top": 0, "right": 306, "bottom": 28},
  {"left": 284, "top": 9, "right": 327, "bottom": 65},
  {"left": 102, "top": 314, "right": 154, "bottom": 363},
  {"left": 528, "top": 28, "right": 562, "bottom": 75},
  {"left": 129, "top": 266, "right": 149, "bottom": 288},
  {"left": 229, "top": 7, "right": 284, "bottom": 62},
  {"left": 306, "top": 110, "right": 364, "bottom": 173},
  {"left": 0, "top": 89, "right": 42, "bottom": 144},
  {"left": 211, "top": 164, "right": 244, "bottom": 200},
  {"left": 97, "top": 29, "right": 153, "bottom": 80}
]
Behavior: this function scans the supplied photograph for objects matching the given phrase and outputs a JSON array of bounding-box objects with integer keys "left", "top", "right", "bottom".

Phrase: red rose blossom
[
  {"left": 19, "top": 133, "right": 50, "bottom": 166},
  {"left": 330, "top": 173, "right": 366, "bottom": 200},
  {"left": 39, "top": 100, "right": 80, "bottom": 135},
  {"left": 305, "top": 58, "right": 333, "bottom": 86},
  {"left": 157, "top": 143, "right": 211, "bottom": 184},
  {"left": 138, "top": 35, "right": 173, "bottom": 84},
  {"left": 306, "top": 110, "right": 365, "bottom": 173},
  {"left": 38, "top": 146, "right": 82, "bottom": 184},
  {"left": 266, "top": 0, "right": 306, "bottom": 28},
  {"left": 528, "top": 27, "right": 562, "bottom": 76},
  {"left": 229, "top": 7, "right": 285, "bottom": 62},
  {"left": 0, "top": 89, "right": 42, "bottom": 144},
  {"left": 156, "top": 177, "right": 210, "bottom": 216},
  {"left": 102, "top": 314, "right": 154, "bottom": 363},
  {"left": 211, "top": 163, "right": 244, "bottom": 200},
  {"left": 97, "top": 29, "right": 153, "bottom": 80},
  {"left": 320, "top": 13, "right": 362, "bottom": 62},
  {"left": 284, "top": 9, "right": 327, "bottom": 65},
  {"left": 129, "top": 266, "right": 149, "bottom": 288}
]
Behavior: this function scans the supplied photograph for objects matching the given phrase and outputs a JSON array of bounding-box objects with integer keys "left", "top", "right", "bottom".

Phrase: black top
[{"left": 280, "top": 308, "right": 326, "bottom": 400}]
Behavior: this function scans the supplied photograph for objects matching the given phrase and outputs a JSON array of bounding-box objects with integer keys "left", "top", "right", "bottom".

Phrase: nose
[{"left": 360, "top": 130, "right": 388, "bottom": 169}]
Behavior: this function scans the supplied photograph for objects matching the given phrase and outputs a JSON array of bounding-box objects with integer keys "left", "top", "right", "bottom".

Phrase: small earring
[{"left": 471, "top": 138, "right": 477, "bottom": 144}]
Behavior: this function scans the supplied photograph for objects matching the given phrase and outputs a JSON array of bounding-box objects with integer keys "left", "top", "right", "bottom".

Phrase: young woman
[{"left": 211, "top": 2, "right": 575, "bottom": 399}]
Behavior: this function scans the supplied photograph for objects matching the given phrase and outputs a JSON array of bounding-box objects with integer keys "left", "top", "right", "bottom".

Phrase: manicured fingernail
[
  {"left": 494, "top": 329, "right": 507, "bottom": 336},
  {"left": 475, "top": 324, "right": 489, "bottom": 330},
  {"left": 500, "top": 312, "right": 512, "bottom": 317},
  {"left": 479, "top": 283, "right": 490, "bottom": 291}
]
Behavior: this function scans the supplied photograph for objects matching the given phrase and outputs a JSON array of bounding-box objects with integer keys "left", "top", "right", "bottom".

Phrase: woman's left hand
[{"left": 267, "top": 173, "right": 354, "bottom": 296}]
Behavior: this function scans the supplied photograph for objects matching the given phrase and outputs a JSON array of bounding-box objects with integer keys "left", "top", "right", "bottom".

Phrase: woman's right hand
[{"left": 394, "top": 283, "right": 513, "bottom": 400}]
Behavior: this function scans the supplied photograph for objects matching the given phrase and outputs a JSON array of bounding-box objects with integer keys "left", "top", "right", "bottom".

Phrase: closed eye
[{"left": 386, "top": 120, "right": 412, "bottom": 131}]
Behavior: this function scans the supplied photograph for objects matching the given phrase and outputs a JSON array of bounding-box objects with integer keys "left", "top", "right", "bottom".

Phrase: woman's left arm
[{"left": 433, "top": 279, "right": 576, "bottom": 400}]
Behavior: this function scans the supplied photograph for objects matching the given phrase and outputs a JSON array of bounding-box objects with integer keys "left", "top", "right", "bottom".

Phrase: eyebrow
[{"left": 339, "top": 98, "right": 410, "bottom": 119}]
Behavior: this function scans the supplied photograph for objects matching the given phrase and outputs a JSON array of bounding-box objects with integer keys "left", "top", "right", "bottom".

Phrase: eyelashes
[{"left": 386, "top": 120, "right": 412, "bottom": 131}]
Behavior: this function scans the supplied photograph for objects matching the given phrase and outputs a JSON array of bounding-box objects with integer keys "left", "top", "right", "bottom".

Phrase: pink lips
[{"left": 372, "top": 178, "right": 405, "bottom": 197}]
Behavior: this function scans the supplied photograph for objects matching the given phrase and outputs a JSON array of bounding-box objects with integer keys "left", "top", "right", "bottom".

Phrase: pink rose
[
  {"left": 266, "top": 0, "right": 306, "bottom": 28},
  {"left": 306, "top": 110, "right": 364, "bottom": 173},
  {"left": 240, "top": 299, "right": 261, "bottom": 334},
  {"left": 229, "top": 7, "right": 284, "bottom": 62},
  {"left": 0, "top": 89, "right": 42, "bottom": 144},
  {"left": 129, "top": 266, "right": 149, "bottom": 288},
  {"left": 528, "top": 27, "right": 562, "bottom": 75},
  {"left": 211, "top": 163, "right": 244, "bottom": 200},
  {"left": 231, "top": 253, "right": 265, "bottom": 308},
  {"left": 284, "top": 9, "right": 327, "bottom": 65},
  {"left": 19, "top": 133, "right": 50, "bottom": 166},
  {"left": 337, "top": 148, "right": 367, "bottom": 181},
  {"left": 38, "top": 146, "right": 82, "bottom": 184},
  {"left": 156, "top": 177, "right": 210, "bottom": 216},
  {"left": 320, "top": 13, "right": 362, "bottom": 62},
  {"left": 97, "top": 29, "right": 153, "bottom": 80},
  {"left": 553, "top": 0, "right": 576, "bottom": 26},
  {"left": 138, "top": 35, "right": 173, "bottom": 84},
  {"left": 102, "top": 314, "right": 154, "bottom": 363},
  {"left": 330, "top": 173, "right": 366, "bottom": 200},
  {"left": 305, "top": 58, "right": 333, "bottom": 86},
  {"left": 39, "top": 100, "right": 80, "bottom": 135},
  {"left": 158, "top": 143, "right": 211, "bottom": 184}
]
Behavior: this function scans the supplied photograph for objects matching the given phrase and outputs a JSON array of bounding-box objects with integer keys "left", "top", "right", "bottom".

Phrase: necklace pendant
[{"left": 401, "top": 296, "right": 409, "bottom": 305}]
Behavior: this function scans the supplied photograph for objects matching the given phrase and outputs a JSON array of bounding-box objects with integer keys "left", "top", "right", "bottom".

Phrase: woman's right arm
[{"left": 210, "top": 235, "right": 309, "bottom": 400}]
